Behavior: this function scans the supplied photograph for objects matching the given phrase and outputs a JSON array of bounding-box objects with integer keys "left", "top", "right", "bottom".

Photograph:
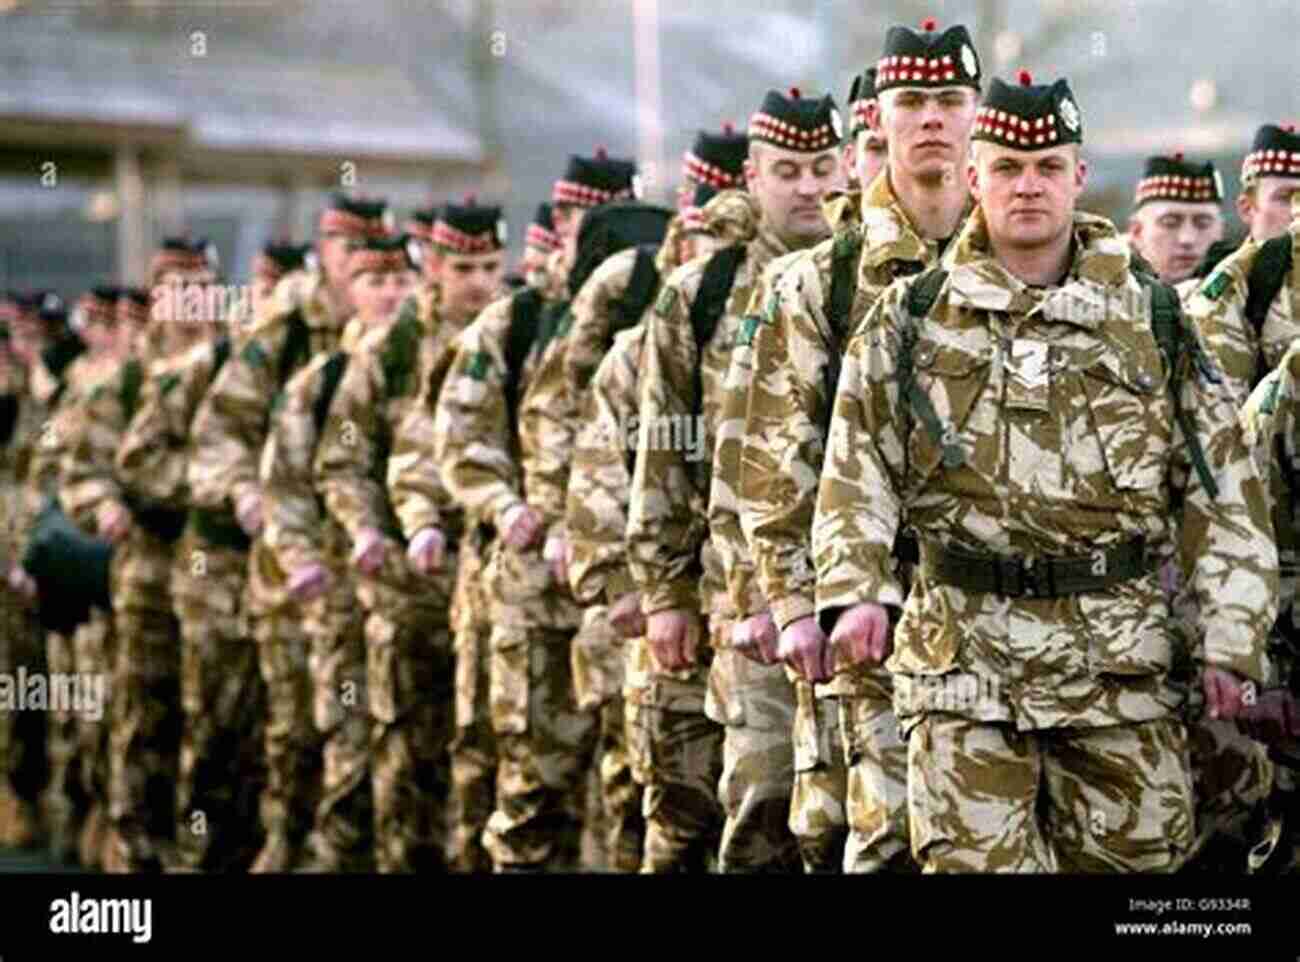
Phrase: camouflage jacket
[
  {"left": 1186, "top": 210, "right": 1300, "bottom": 406},
  {"left": 814, "top": 208, "right": 1277, "bottom": 730},
  {"left": 567, "top": 323, "right": 644, "bottom": 606},
  {"left": 626, "top": 191, "right": 794, "bottom": 624},
  {"left": 189, "top": 267, "right": 350, "bottom": 514},
  {"left": 434, "top": 285, "right": 580, "bottom": 628},
  {"left": 315, "top": 288, "right": 468, "bottom": 613}
]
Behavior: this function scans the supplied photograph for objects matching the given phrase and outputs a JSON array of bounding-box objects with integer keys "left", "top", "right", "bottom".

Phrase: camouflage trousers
[
  {"left": 449, "top": 619, "right": 495, "bottom": 872},
  {"left": 43, "top": 627, "right": 93, "bottom": 860},
  {"left": 839, "top": 689, "right": 915, "bottom": 873},
  {"left": 906, "top": 714, "right": 1195, "bottom": 872},
  {"left": 304, "top": 582, "right": 372, "bottom": 872},
  {"left": 626, "top": 637, "right": 723, "bottom": 873},
  {"left": 105, "top": 533, "right": 182, "bottom": 872},
  {"left": 365, "top": 602, "right": 455, "bottom": 873},
  {"left": 251, "top": 607, "right": 322, "bottom": 866},
  {"left": 573, "top": 605, "right": 643, "bottom": 872},
  {"left": 171, "top": 540, "right": 265, "bottom": 872},
  {"left": 0, "top": 597, "right": 48, "bottom": 844},
  {"left": 73, "top": 607, "right": 113, "bottom": 867},
  {"left": 789, "top": 680, "right": 846, "bottom": 873},
  {"left": 483, "top": 624, "right": 599, "bottom": 870}
]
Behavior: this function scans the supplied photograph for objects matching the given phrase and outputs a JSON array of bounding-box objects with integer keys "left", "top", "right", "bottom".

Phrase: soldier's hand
[
  {"left": 543, "top": 533, "right": 569, "bottom": 585},
  {"left": 608, "top": 591, "right": 645, "bottom": 639},
  {"left": 406, "top": 526, "right": 447, "bottom": 575},
  {"left": 6, "top": 564, "right": 37, "bottom": 603},
  {"left": 501, "top": 503, "right": 543, "bottom": 551},
  {"left": 646, "top": 609, "right": 701, "bottom": 672},
  {"left": 829, "top": 603, "right": 892, "bottom": 667},
  {"left": 235, "top": 491, "right": 264, "bottom": 537},
  {"left": 1236, "top": 688, "right": 1300, "bottom": 747},
  {"left": 733, "top": 610, "right": 780, "bottom": 665},
  {"left": 350, "top": 527, "right": 387, "bottom": 576},
  {"left": 778, "top": 616, "right": 833, "bottom": 683},
  {"left": 288, "top": 562, "right": 331, "bottom": 603},
  {"left": 96, "top": 501, "right": 132, "bottom": 544},
  {"left": 1203, "top": 666, "right": 1250, "bottom": 722}
]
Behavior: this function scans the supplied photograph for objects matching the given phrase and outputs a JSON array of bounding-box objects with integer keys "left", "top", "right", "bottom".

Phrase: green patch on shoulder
[
  {"left": 157, "top": 373, "right": 181, "bottom": 398},
  {"left": 655, "top": 285, "right": 678, "bottom": 317},
  {"left": 270, "top": 390, "right": 286, "bottom": 415},
  {"left": 1259, "top": 372, "right": 1283, "bottom": 415},
  {"left": 241, "top": 339, "right": 269, "bottom": 368},
  {"left": 1201, "top": 269, "right": 1231, "bottom": 301},
  {"left": 554, "top": 313, "right": 572, "bottom": 338},
  {"left": 736, "top": 314, "right": 763, "bottom": 348},
  {"left": 465, "top": 351, "right": 492, "bottom": 381}
]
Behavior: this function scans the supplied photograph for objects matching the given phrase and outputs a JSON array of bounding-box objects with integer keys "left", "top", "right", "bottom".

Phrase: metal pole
[{"left": 632, "top": 0, "right": 665, "bottom": 203}]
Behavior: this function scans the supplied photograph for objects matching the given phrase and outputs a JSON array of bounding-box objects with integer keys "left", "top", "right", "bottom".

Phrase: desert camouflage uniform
[
  {"left": 116, "top": 335, "right": 264, "bottom": 872},
  {"left": 189, "top": 268, "right": 353, "bottom": 870},
  {"left": 570, "top": 321, "right": 723, "bottom": 871},
  {"left": 1191, "top": 206, "right": 1300, "bottom": 867},
  {"left": 61, "top": 350, "right": 181, "bottom": 872},
  {"left": 314, "top": 286, "right": 475, "bottom": 872},
  {"left": 628, "top": 189, "right": 804, "bottom": 872},
  {"left": 738, "top": 172, "right": 955, "bottom": 872},
  {"left": 434, "top": 279, "right": 597, "bottom": 871},
  {"left": 814, "top": 209, "right": 1277, "bottom": 872}
]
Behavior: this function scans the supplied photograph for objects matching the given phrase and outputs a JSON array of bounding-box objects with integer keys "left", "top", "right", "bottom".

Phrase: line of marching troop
[{"left": 2, "top": 13, "right": 1300, "bottom": 875}]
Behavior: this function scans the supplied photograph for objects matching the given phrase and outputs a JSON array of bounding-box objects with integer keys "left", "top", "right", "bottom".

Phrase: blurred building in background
[{"left": 0, "top": 0, "right": 1296, "bottom": 299}]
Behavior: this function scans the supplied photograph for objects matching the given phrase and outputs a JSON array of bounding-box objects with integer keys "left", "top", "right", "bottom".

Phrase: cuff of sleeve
[
  {"left": 640, "top": 580, "right": 700, "bottom": 617},
  {"left": 1203, "top": 646, "right": 1269, "bottom": 689},
  {"left": 603, "top": 568, "right": 636, "bottom": 606},
  {"left": 770, "top": 593, "right": 816, "bottom": 632},
  {"left": 231, "top": 480, "right": 260, "bottom": 513},
  {"left": 396, "top": 504, "right": 442, "bottom": 543},
  {"left": 279, "top": 545, "right": 324, "bottom": 577},
  {"left": 491, "top": 494, "right": 525, "bottom": 532}
]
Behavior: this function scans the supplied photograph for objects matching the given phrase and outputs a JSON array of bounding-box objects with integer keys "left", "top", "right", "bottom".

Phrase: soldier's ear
[
  {"left": 965, "top": 153, "right": 981, "bottom": 201},
  {"left": 866, "top": 99, "right": 883, "bottom": 136},
  {"left": 1074, "top": 155, "right": 1088, "bottom": 193},
  {"left": 1235, "top": 192, "right": 1255, "bottom": 231}
]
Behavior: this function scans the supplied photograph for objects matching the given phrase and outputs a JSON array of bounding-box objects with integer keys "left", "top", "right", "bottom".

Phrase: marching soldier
[
  {"left": 737, "top": 18, "right": 980, "bottom": 872},
  {"left": 627, "top": 84, "right": 846, "bottom": 872},
  {"left": 1235, "top": 125, "right": 1300, "bottom": 245},
  {"left": 315, "top": 203, "right": 507, "bottom": 872},
  {"left": 430, "top": 150, "right": 637, "bottom": 871},
  {"left": 814, "top": 69, "right": 1276, "bottom": 872},
  {"left": 189, "top": 193, "right": 393, "bottom": 871}
]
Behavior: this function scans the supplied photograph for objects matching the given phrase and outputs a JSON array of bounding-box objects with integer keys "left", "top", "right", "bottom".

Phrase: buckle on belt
[{"left": 995, "top": 555, "right": 1049, "bottom": 599}]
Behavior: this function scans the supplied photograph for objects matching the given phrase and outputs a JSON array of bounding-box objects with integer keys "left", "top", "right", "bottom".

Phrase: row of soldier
[{"left": 1, "top": 13, "right": 1299, "bottom": 873}]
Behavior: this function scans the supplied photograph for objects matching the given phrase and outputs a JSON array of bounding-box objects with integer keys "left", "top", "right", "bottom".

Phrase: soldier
[
  {"left": 429, "top": 150, "right": 637, "bottom": 872},
  {"left": 1188, "top": 189, "right": 1300, "bottom": 871},
  {"left": 189, "top": 193, "right": 392, "bottom": 872},
  {"left": 1129, "top": 152, "right": 1227, "bottom": 289},
  {"left": 842, "top": 67, "right": 887, "bottom": 192},
  {"left": 814, "top": 68, "right": 1276, "bottom": 872},
  {"left": 316, "top": 203, "right": 505, "bottom": 872},
  {"left": 521, "top": 203, "right": 562, "bottom": 285},
  {"left": 736, "top": 20, "right": 980, "bottom": 873},
  {"left": 627, "top": 85, "right": 848, "bottom": 872}
]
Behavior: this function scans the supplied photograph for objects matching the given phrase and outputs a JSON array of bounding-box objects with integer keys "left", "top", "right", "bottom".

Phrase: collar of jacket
[
  {"left": 945, "top": 208, "right": 1133, "bottom": 328},
  {"left": 820, "top": 187, "right": 862, "bottom": 233},
  {"left": 302, "top": 268, "right": 350, "bottom": 331},
  {"left": 858, "top": 168, "right": 973, "bottom": 272}
]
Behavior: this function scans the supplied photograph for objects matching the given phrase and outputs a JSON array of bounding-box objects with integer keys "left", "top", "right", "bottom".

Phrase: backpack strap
[
  {"left": 380, "top": 307, "right": 422, "bottom": 399},
  {"left": 212, "top": 335, "right": 232, "bottom": 379},
  {"left": 895, "top": 269, "right": 965, "bottom": 470},
  {"left": 688, "top": 245, "right": 747, "bottom": 416},
  {"left": 276, "top": 308, "right": 310, "bottom": 389},
  {"left": 313, "top": 352, "right": 349, "bottom": 436},
  {"left": 120, "top": 358, "right": 144, "bottom": 422},
  {"left": 1138, "top": 273, "right": 1220, "bottom": 500},
  {"left": 1245, "top": 234, "right": 1293, "bottom": 338},
  {"left": 504, "top": 288, "right": 544, "bottom": 432},
  {"left": 827, "top": 228, "right": 863, "bottom": 346},
  {"left": 615, "top": 244, "right": 662, "bottom": 335}
]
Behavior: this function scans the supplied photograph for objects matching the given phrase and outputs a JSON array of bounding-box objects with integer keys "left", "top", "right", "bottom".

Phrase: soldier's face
[
  {"left": 435, "top": 251, "right": 505, "bottom": 323},
  {"left": 252, "top": 275, "right": 279, "bottom": 318},
  {"left": 350, "top": 269, "right": 409, "bottom": 326},
  {"left": 1237, "top": 177, "right": 1299, "bottom": 243},
  {"left": 877, "top": 86, "right": 978, "bottom": 185},
  {"left": 318, "top": 234, "right": 358, "bottom": 287},
  {"left": 1131, "top": 201, "right": 1224, "bottom": 284},
  {"left": 552, "top": 204, "right": 584, "bottom": 244},
  {"left": 852, "top": 129, "right": 888, "bottom": 188},
  {"left": 520, "top": 245, "right": 549, "bottom": 277},
  {"left": 745, "top": 144, "right": 841, "bottom": 247},
  {"left": 970, "top": 143, "right": 1085, "bottom": 253}
]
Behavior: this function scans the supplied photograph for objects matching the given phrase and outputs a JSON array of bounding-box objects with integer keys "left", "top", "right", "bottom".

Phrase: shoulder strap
[
  {"left": 906, "top": 267, "right": 948, "bottom": 318},
  {"left": 312, "top": 352, "right": 350, "bottom": 435},
  {"left": 504, "top": 288, "right": 544, "bottom": 428},
  {"left": 276, "top": 308, "right": 310, "bottom": 389},
  {"left": 893, "top": 268, "right": 966, "bottom": 471},
  {"left": 380, "top": 308, "right": 422, "bottom": 398},
  {"left": 688, "top": 245, "right": 746, "bottom": 417},
  {"left": 1137, "top": 272, "right": 1220, "bottom": 500},
  {"left": 827, "top": 227, "right": 863, "bottom": 346},
  {"left": 120, "top": 358, "right": 144, "bottom": 422},
  {"left": 212, "top": 335, "right": 232, "bottom": 382},
  {"left": 1245, "top": 234, "right": 1293, "bottom": 337},
  {"left": 614, "top": 244, "right": 661, "bottom": 335}
]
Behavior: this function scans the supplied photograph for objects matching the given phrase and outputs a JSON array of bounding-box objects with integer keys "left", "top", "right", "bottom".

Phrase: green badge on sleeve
[
  {"left": 1202, "top": 270, "right": 1231, "bottom": 301},
  {"left": 655, "top": 286, "right": 678, "bottom": 317},
  {"left": 241, "top": 340, "right": 269, "bottom": 368},
  {"left": 736, "top": 315, "right": 762, "bottom": 347},
  {"left": 157, "top": 373, "right": 181, "bottom": 398},
  {"left": 465, "top": 351, "right": 491, "bottom": 381}
]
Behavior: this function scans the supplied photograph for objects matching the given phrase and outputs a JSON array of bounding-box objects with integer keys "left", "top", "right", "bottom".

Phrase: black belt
[
  {"left": 125, "top": 494, "right": 188, "bottom": 544},
  {"left": 893, "top": 534, "right": 918, "bottom": 565},
  {"left": 189, "top": 507, "right": 252, "bottom": 551},
  {"left": 922, "top": 537, "right": 1154, "bottom": 599}
]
